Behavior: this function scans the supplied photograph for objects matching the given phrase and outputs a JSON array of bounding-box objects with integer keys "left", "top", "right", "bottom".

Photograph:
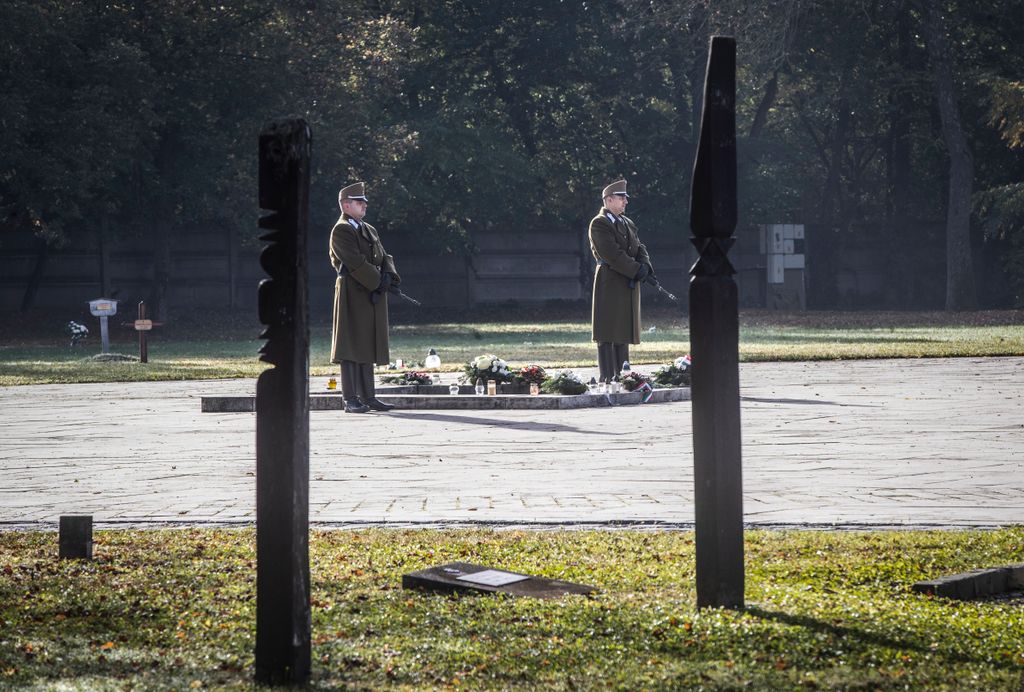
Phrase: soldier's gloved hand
[
  {"left": 377, "top": 271, "right": 394, "bottom": 292},
  {"left": 644, "top": 264, "right": 658, "bottom": 285},
  {"left": 633, "top": 263, "right": 650, "bottom": 283}
]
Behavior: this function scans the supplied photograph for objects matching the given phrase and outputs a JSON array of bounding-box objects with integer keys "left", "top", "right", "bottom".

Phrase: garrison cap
[
  {"left": 602, "top": 179, "right": 629, "bottom": 198},
  {"left": 338, "top": 182, "right": 368, "bottom": 206}
]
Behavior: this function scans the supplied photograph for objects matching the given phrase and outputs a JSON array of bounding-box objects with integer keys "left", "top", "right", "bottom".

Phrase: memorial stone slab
[{"left": 403, "top": 562, "right": 597, "bottom": 599}]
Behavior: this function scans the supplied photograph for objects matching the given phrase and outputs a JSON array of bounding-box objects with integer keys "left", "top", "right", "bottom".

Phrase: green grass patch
[
  {"left": 2, "top": 309, "right": 1023, "bottom": 385},
  {"left": 1, "top": 528, "right": 1023, "bottom": 689}
]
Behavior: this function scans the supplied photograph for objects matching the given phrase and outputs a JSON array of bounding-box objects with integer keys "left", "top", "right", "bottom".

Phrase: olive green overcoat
[
  {"left": 329, "top": 214, "right": 400, "bottom": 365},
  {"left": 589, "top": 208, "right": 651, "bottom": 344}
]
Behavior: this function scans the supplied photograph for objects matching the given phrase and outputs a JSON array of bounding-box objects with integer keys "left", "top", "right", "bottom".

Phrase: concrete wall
[{"left": 0, "top": 223, "right": 928, "bottom": 313}]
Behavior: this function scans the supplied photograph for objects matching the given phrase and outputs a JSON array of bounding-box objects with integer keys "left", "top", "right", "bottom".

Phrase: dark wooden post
[
  {"left": 138, "top": 301, "right": 148, "bottom": 363},
  {"left": 254, "top": 119, "right": 312, "bottom": 684},
  {"left": 688, "top": 36, "right": 744, "bottom": 610},
  {"left": 58, "top": 515, "right": 93, "bottom": 559}
]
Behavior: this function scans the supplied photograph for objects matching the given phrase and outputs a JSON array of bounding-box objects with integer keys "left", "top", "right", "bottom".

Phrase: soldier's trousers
[
  {"left": 597, "top": 342, "right": 629, "bottom": 382},
  {"left": 339, "top": 360, "right": 378, "bottom": 402}
]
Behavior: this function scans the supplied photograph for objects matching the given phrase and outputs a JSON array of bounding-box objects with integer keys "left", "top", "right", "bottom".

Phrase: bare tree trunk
[
  {"left": 149, "top": 217, "right": 172, "bottom": 323},
  {"left": 749, "top": 71, "right": 779, "bottom": 139},
  {"left": 926, "top": 0, "right": 976, "bottom": 310},
  {"left": 227, "top": 225, "right": 238, "bottom": 310},
  {"left": 98, "top": 217, "right": 112, "bottom": 298},
  {"left": 20, "top": 237, "right": 49, "bottom": 313},
  {"left": 887, "top": 6, "right": 915, "bottom": 307}
]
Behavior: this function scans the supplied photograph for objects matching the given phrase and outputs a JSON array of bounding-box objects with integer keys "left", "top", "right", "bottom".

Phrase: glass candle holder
[
  {"left": 487, "top": 380, "right": 497, "bottom": 396},
  {"left": 449, "top": 383, "right": 459, "bottom": 396},
  {"left": 425, "top": 348, "right": 441, "bottom": 369},
  {"left": 327, "top": 377, "right": 337, "bottom": 390},
  {"left": 475, "top": 379, "right": 484, "bottom": 395},
  {"left": 530, "top": 383, "right": 539, "bottom": 396}
]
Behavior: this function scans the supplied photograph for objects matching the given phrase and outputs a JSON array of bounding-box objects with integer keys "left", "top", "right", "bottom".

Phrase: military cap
[
  {"left": 338, "top": 181, "right": 368, "bottom": 204},
  {"left": 602, "top": 179, "right": 629, "bottom": 198}
]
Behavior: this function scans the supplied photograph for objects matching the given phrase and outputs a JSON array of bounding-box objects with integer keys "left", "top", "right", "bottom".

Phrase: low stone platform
[{"left": 200, "top": 385, "right": 689, "bottom": 412}]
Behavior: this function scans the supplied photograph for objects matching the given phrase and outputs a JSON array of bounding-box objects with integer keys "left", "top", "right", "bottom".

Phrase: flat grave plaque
[{"left": 403, "top": 561, "right": 597, "bottom": 599}]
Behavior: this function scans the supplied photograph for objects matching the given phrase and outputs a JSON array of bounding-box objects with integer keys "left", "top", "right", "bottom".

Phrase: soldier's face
[
  {"left": 605, "top": 195, "right": 627, "bottom": 215},
  {"left": 343, "top": 199, "right": 367, "bottom": 220}
]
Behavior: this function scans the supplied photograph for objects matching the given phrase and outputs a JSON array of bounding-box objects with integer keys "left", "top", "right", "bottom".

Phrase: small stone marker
[
  {"left": 58, "top": 515, "right": 93, "bottom": 559},
  {"left": 912, "top": 564, "right": 1024, "bottom": 601},
  {"left": 403, "top": 562, "right": 596, "bottom": 599}
]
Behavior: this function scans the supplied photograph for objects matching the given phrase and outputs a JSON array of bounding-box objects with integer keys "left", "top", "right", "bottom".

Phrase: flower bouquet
[
  {"left": 380, "top": 370, "right": 433, "bottom": 385},
  {"left": 67, "top": 321, "right": 89, "bottom": 347},
  {"left": 514, "top": 364, "right": 547, "bottom": 385},
  {"left": 463, "top": 354, "right": 514, "bottom": 384},
  {"left": 619, "top": 370, "right": 655, "bottom": 403},
  {"left": 619, "top": 370, "right": 653, "bottom": 392},
  {"left": 652, "top": 355, "right": 692, "bottom": 387},
  {"left": 540, "top": 369, "right": 588, "bottom": 395}
]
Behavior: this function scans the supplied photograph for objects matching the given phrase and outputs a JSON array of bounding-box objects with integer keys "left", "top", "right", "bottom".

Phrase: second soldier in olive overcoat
[
  {"left": 329, "top": 182, "right": 401, "bottom": 412},
  {"left": 589, "top": 179, "right": 653, "bottom": 382}
]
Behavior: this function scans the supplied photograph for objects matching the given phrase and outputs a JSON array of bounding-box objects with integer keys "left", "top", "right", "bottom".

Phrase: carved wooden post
[
  {"left": 689, "top": 36, "right": 744, "bottom": 610},
  {"left": 255, "top": 119, "right": 312, "bottom": 684}
]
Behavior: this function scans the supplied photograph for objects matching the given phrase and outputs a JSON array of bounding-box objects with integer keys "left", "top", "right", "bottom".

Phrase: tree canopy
[{"left": 2, "top": 0, "right": 1023, "bottom": 308}]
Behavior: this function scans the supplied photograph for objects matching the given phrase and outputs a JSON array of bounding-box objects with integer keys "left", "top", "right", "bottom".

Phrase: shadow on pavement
[
  {"left": 388, "top": 411, "right": 618, "bottom": 435},
  {"left": 741, "top": 396, "right": 880, "bottom": 408}
]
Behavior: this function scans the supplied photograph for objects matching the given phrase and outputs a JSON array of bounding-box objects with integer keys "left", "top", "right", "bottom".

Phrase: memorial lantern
[{"left": 424, "top": 348, "right": 441, "bottom": 369}]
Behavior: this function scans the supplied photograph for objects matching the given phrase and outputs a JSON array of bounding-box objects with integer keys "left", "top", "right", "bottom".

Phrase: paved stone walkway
[{"left": 1, "top": 358, "right": 1022, "bottom": 529}]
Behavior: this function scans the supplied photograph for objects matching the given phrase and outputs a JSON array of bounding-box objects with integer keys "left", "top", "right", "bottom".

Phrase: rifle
[
  {"left": 371, "top": 284, "right": 422, "bottom": 306},
  {"left": 629, "top": 276, "right": 679, "bottom": 302}
]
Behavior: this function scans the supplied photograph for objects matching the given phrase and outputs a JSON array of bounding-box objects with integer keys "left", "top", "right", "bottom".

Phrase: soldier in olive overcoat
[
  {"left": 589, "top": 179, "right": 653, "bottom": 382},
  {"left": 330, "top": 182, "right": 401, "bottom": 413}
]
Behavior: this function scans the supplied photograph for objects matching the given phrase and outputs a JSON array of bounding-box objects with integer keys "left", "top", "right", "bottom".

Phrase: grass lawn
[
  {"left": 1, "top": 528, "right": 1022, "bottom": 689},
  {"left": 1, "top": 308, "right": 1022, "bottom": 386}
]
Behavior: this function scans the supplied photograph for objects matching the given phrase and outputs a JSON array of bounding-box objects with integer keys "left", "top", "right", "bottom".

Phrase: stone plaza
[{"left": 2, "top": 356, "right": 1021, "bottom": 530}]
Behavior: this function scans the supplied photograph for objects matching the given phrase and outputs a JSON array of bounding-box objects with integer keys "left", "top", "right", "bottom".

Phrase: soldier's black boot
[
  {"left": 359, "top": 363, "right": 395, "bottom": 411},
  {"left": 341, "top": 361, "right": 369, "bottom": 413},
  {"left": 597, "top": 342, "right": 615, "bottom": 382}
]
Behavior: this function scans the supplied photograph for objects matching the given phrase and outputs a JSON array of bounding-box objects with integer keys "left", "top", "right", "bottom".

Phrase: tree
[{"left": 926, "top": 0, "right": 976, "bottom": 309}]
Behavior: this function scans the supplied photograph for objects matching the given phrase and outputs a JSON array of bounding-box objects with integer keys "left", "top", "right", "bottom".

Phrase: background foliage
[{"left": 2, "top": 0, "right": 1023, "bottom": 309}]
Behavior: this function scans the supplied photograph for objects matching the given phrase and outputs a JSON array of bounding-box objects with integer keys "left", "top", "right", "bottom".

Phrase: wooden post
[
  {"left": 688, "top": 36, "right": 744, "bottom": 610},
  {"left": 138, "top": 301, "right": 148, "bottom": 363},
  {"left": 59, "top": 515, "right": 93, "bottom": 559},
  {"left": 254, "top": 119, "right": 312, "bottom": 684}
]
